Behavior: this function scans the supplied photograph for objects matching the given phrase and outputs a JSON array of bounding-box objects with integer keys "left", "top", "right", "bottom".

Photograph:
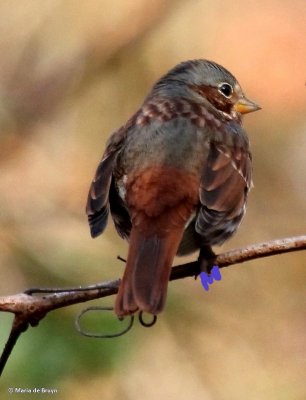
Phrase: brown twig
[
  {"left": 169, "top": 235, "right": 306, "bottom": 280},
  {"left": 0, "top": 235, "right": 305, "bottom": 376}
]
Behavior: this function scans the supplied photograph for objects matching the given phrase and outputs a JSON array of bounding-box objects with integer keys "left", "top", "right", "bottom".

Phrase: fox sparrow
[{"left": 86, "top": 59, "right": 260, "bottom": 317}]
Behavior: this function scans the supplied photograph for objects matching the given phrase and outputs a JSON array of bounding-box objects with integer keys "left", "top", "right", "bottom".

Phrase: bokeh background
[{"left": 0, "top": 1, "right": 305, "bottom": 399}]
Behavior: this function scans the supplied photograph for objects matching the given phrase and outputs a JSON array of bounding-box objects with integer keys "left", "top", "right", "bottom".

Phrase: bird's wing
[
  {"left": 196, "top": 124, "right": 252, "bottom": 244},
  {"left": 86, "top": 126, "right": 128, "bottom": 238}
]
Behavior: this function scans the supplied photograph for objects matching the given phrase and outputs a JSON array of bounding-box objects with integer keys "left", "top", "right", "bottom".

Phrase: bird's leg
[{"left": 198, "top": 245, "right": 217, "bottom": 275}]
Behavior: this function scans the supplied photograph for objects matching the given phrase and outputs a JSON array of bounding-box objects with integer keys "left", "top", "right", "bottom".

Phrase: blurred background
[{"left": 0, "top": 1, "right": 305, "bottom": 399}]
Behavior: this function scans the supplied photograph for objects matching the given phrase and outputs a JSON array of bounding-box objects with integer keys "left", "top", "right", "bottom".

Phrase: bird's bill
[{"left": 234, "top": 97, "right": 261, "bottom": 114}]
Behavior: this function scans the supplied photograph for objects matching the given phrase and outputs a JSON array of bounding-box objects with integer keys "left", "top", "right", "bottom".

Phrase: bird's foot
[
  {"left": 198, "top": 246, "right": 221, "bottom": 291},
  {"left": 198, "top": 245, "right": 217, "bottom": 274}
]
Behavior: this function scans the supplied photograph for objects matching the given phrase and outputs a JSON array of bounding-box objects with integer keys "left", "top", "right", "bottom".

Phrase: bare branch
[
  {"left": 0, "top": 235, "right": 305, "bottom": 375},
  {"left": 170, "top": 235, "right": 306, "bottom": 280}
]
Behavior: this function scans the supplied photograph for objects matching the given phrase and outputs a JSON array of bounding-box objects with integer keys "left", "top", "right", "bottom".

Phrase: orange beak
[{"left": 234, "top": 97, "right": 261, "bottom": 114}]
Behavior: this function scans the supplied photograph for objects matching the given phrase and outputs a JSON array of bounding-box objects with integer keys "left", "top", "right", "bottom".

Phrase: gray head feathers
[{"left": 149, "top": 59, "right": 239, "bottom": 99}]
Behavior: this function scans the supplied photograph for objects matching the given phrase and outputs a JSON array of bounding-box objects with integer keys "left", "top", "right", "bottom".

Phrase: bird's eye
[{"left": 218, "top": 83, "right": 233, "bottom": 98}]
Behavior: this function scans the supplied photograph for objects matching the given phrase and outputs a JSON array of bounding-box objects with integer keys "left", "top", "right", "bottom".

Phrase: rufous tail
[{"left": 115, "top": 227, "right": 184, "bottom": 317}]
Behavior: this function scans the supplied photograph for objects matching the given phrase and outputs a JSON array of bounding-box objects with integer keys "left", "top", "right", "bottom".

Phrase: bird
[{"left": 86, "top": 59, "right": 260, "bottom": 318}]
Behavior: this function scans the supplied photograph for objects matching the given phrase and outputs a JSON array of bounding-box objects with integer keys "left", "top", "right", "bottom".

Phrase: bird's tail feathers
[{"left": 115, "top": 227, "right": 183, "bottom": 316}]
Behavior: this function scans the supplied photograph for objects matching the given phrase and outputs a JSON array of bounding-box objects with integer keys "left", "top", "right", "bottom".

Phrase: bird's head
[{"left": 152, "top": 59, "right": 261, "bottom": 120}]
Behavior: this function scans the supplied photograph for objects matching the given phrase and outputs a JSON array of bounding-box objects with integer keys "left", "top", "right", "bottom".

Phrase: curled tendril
[
  {"left": 75, "top": 306, "right": 134, "bottom": 338},
  {"left": 138, "top": 311, "right": 157, "bottom": 327}
]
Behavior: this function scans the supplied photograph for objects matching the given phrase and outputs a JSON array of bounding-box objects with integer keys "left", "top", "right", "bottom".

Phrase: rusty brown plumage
[{"left": 86, "top": 59, "right": 260, "bottom": 317}]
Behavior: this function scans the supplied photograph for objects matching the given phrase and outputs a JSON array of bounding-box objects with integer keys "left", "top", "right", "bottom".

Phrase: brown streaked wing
[
  {"left": 196, "top": 140, "right": 252, "bottom": 236},
  {"left": 109, "top": 178, "right": 132, "bottom": 240},
  {"left": 86, "top": 125, "right": 128, "bottom": 238},
  {"left": 86, "top": 151, "right": 117, "bottom": 238}
]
